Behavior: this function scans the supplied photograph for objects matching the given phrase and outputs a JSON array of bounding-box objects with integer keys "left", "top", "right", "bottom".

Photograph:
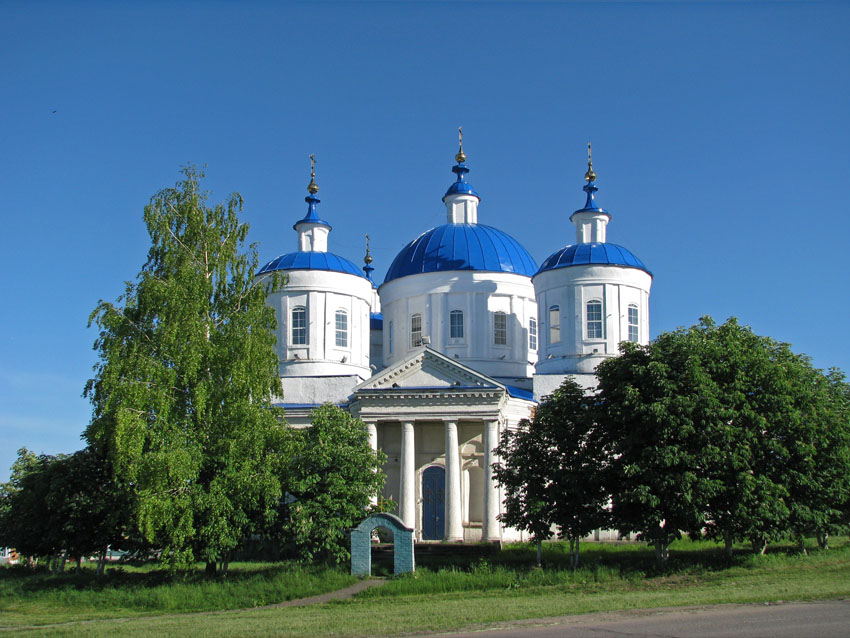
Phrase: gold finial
[
  {"left": 584, "top": 142, "right": 596, "bottom": 182},
  {"left": 455, "top": 126, "right": 467, "bottom": 163},
  {"left": 364, "top": 233, "right": 373, "bottom": 265},
  {"left": 307, "top": 154, "right": 319, "bottom": 194}
]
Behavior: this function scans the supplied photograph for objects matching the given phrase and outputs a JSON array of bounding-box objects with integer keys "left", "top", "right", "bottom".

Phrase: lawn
[{"left": 2, "top": 539, "right": 849, "bottom": 637}]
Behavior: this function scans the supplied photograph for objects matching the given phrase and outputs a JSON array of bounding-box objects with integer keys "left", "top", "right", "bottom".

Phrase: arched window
[
  {"left": 335, "top": 309, "right": 348, "bottom": 347},
  {"left": 529, "top": 317, "right": 537, "bottom": 351},
  {"left": 494, "top": 311, "right": 507, "bottom": 345},
  {"left": 449, "top": 310, "right": 464, "bottom": 340},
  {"left": 628, "top": 304, "right": 639, "bottom": 342},
  {"left": 586, "top": 300, "right": 603, "bottom": 339},
  {"left": 388, "top": 321, "right": 394, "bottom": 354},
  {"left": 410, "top": 314, "right": 423, "bottom": 347},
  {"left": 291, "top": 306, "right": 307, "bottom": 345},
  {"left": 549, "top": 306, "right": 560, "bottom": 344}
]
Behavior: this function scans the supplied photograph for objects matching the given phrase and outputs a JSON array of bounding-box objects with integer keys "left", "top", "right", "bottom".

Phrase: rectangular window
[
  {"left": 549, "top": 306, "right": 560, "bottom": 345},
  {"left": 494, "top": 312, "right": 507, "bottom": 346},
  {"left": 587, "top": 301, "right": 603, "bottom": 339},
  {"left": 529, "top": 317, "right": 537, "bottom": 351},
  {"left": 410, "top": 314, "right": 423, "bottom": 347},
  {"left": 335, "top": 310, "right": 348, "bottom": 348},
  {"left": 450, "top": 310, "right": 464, "bottom": 339},
  {"left": 389, "top": 321, "right": 394, "bottom": 354},
  {"left": 291, "top": 307, "right": 307, "bottom": 345},
  {"left": 628, "top": 305, "right": 639, "bottom": 342}
]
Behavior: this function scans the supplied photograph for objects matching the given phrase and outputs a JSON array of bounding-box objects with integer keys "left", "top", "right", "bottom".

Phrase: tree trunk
[
  {"left": 96, "top": 547, "right": 107, "bottom": 576},
  {"left": 76, "top": 556, "right": 82, "bottom": 570},
  {"left": 574, "top": 537, "right": 580, "bottom": 569},
  {"left": 536, "top": 539, "right": 542, "bottom": 568},
  {"left": 59, "top": 552, "right": 67, "bottom": 573},
  {"left": 655, "top": 540, "right": 670, "bottom": 565},
  {"left": 205, "top": 561, "right": 217, "bottom": 575},
  {"left": 817, "top": 533, "right": 829, "bottom": 550},
  {"left": 723, "top": 530, "right": 733, "bottom": 558},
  {"left": 751, "top": 539, "right": 767, "bottom": 555},
  {"left": 796, "top": 534, "right": 807, "bottom": 556}
]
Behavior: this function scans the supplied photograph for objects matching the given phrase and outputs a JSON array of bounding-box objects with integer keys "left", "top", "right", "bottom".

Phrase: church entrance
[{"left": 421, "top": 466, "right": 445, "bottom": 540}]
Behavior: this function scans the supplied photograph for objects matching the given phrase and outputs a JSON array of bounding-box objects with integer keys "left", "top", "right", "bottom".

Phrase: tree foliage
[
  {"left": 276, "top": 405, "right": 386, "bottom": 563},
  {"left": 494, "top": 378, "right": 608, "bottom": 567},
  {"left": 84, "top": 167, "right": 289, "bottom": 571},
  {"left": 596, "top": 317, "right": 850, "bottom": 560},
  {"left": 0, "top": 448, "right": 127, "bottom": 570},
  {"left": 494, "top": 316, "right": 850, "bottom": 566}
]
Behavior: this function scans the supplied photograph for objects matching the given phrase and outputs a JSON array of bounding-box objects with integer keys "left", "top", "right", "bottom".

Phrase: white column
[
  {"left": 444, "top": 420, "right": 463, "bottom": 541},
  {"left": 365, "top": 421, "right": 378, "bottom": 507},
  {"left": 400, "top": 421, "right": 416, "bottom": 529},
  {"left": 482, "top": 419, "right": 501, "bottom": 542}
]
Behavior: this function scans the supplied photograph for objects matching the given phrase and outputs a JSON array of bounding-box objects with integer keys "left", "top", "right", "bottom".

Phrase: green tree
[
  {"left": 596, "top": 316, "right": 850, "bottom": 560},
  {"left": 0, "top": 449, "right": 58, "bottom": 564},
  {"left": 595, "top": 334, "right": 715, "bottom": 565},
  {"left": 277, "top": 405, "right": 386, "bottom": 563},
  {"left": 494, "top": 379, "right": 608, "bottom": 568},
  {"left": 84, "top": 167, "right": 289, "bottom": 572}
]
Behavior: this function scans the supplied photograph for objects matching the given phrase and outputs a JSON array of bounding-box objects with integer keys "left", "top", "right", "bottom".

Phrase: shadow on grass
[{"left": 0, "top": 561, "right": 332, "bottom": 595}]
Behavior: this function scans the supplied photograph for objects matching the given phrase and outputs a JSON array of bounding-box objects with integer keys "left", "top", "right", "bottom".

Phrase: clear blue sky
[{"left": 2, "top": 0, "right": 848, "bottom": 481}]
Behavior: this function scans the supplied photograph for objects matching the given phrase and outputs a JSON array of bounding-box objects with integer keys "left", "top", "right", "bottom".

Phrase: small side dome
[
  {"left": 536, "top": 243, "right": 651, "bottom": 276},
  {"left": 383, "top": 223, "right": 538, "bottom": 284},
  {"left": 258, "top": 251, "right": 368, "bottom": 278}
]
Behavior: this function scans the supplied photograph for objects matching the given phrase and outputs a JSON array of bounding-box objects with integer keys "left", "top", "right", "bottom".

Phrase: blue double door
[{"left": 421, "top": 466, "right": 445, "bottom": 540}]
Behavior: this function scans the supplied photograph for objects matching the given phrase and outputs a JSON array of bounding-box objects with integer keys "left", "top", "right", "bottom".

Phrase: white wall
[
  {"left": 379, "top": 270, "right": 538, "bottom": 379},
  {"left": 260, "top": 269, "right": 374, "bottom": 378},
  {"left": 533, "top": 264, "right": 652, "bottom": 375}
]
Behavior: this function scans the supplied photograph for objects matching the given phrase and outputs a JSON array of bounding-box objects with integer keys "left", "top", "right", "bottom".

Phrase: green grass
[
  {"left": 0, "top": 561, "right": 356, "bottom": 627},
  {"left": 2, "top": 539, "right": 849, "bottom": 637}
]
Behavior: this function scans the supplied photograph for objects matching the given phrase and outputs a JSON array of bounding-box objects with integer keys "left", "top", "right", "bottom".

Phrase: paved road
[{"left": 419, "top": 601, "right": 850, "bottom": 638}]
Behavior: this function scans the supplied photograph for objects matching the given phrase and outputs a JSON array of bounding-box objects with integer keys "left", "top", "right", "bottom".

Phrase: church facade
[{"left": 256, "top": 138, "right": 652, "bottom": 543}]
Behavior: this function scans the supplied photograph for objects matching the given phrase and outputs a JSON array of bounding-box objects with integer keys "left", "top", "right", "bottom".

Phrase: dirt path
[{"left": 0, "top": 578, "right": 386, "bottom": 632}]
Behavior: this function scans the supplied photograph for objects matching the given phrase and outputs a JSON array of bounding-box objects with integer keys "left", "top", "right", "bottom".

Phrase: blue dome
[
  {"left": 383, "top": 223, "right": 538, "bottom": 284},
  {"left": 536, "top": 243, "right": 651, "bottom": 276},
  {"left": 258, "top": 251, "right": 368, "bottom": 279}
]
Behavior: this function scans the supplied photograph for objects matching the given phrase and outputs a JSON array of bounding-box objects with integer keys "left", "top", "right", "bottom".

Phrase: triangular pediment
[{"left": 353, "top": 347, "right": 503, "bottom": 393}]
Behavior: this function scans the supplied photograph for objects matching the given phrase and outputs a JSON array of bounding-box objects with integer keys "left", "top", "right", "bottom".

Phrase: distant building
[{"left": 256, "top": 138, "right": 652, "bottom": 542}]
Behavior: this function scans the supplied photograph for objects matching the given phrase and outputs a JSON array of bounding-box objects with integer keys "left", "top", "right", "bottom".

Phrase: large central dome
[{"left": 383, "top": 223, "right": 538, "bottom": 284}]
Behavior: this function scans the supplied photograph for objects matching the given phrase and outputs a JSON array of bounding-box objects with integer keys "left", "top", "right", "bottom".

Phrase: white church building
[{"left": 256, "top": 138, "right": 652, "bottom": 543}]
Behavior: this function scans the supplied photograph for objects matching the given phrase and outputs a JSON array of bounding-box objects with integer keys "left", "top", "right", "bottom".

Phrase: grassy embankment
[{"left": 2, "top": 538, "right": 849, "bottom": 637}]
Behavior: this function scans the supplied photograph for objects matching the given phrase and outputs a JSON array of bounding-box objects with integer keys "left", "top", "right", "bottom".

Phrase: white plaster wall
[
  {"left": 533, "top": 264, "right": 652, "bottom": 375},
  {"left": 277, "top": 375, "right": 363, "bottom": 405},
  {"left": 259, "top": 269, "right": 373, "bottom": 378},
  {"left": 379, "top": 270, "right": 538, "bottom": 378}
]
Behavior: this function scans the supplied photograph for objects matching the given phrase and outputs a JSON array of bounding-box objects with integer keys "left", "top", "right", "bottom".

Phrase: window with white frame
[
  {"left": 529, "top": 317, "right": 537, "bottom": 351},
  {"left": 388, "top": 320, "right": 394, "bottom": 354},
  {"left": 549, "top": 306, "right": 560, "bottom": 344},
  {"left": 449, "top": 310, "right": 464, "bottom": 339},
  {"left": 494, "top": 311, "right": 507, "bottom": 345},
  {"left": 628, "top": 304, "right": 639, "bottom": 342},
  {"left": 335, "top": 309, "right": 348, "bottom": 347},
  {"left": 410, "top": 314, "right": 423, "bottom": 347},
  {"left": 291, "top": 306, "right": 307, "bottom": 345},
  {"left": 587, "top": 300, "right": 603, "bottom": 339}
]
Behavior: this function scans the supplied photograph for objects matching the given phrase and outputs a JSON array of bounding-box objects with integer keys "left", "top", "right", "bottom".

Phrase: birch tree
[{"left": 84, "top": 166, "right": 289, "bottom": 572}]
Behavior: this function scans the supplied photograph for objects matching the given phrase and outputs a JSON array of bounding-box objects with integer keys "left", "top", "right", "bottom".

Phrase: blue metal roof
[
  {"left": 294, "top": 193, "right": 332, "bottom": 229},
  {"left": 443, "top": 162, "right": 480, "bottom": 200},
  {"left": 536, "top": 243, "right": 651, "bottom": 276},
  {"left": 383, "top": 223, "right": 538, "bottom": 284},
  {"left": 505, "top": 384, "right": 535, "bottom": 401},
  {"left": 258, "top": 251, "right": 369, "bottom": 278}
]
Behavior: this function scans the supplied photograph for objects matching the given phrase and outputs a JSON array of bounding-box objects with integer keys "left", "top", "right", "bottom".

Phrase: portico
[{"left": 350, "top": 347, "right": 535, "bottom": 543}]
